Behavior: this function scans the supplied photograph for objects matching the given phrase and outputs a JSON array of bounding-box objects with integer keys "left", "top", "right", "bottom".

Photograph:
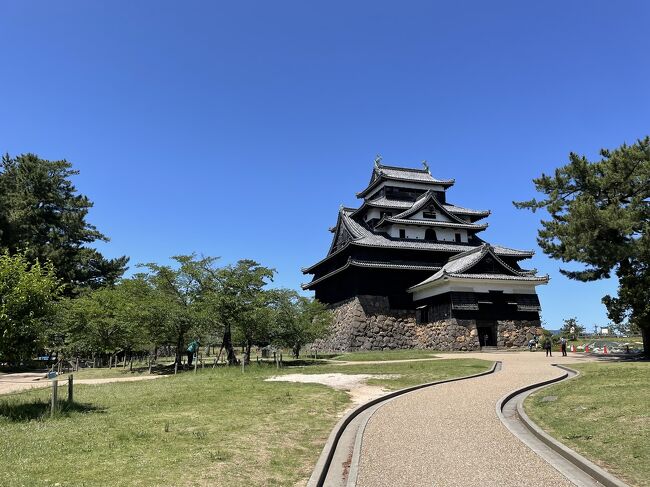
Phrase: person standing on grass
[
  {"left": 560, "top": 337, "right": 567, "bottom": 356},
  {"left": 544, "top": 337, "right": 553, "bottom": 357},
  {"left": 187, "top": 339, "right": 199, "bottom": 367}
]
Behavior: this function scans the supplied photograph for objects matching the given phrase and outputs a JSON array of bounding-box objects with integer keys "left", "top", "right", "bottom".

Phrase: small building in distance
[{"left": 302, "top": 159, "right": 548, "bottom": 351}]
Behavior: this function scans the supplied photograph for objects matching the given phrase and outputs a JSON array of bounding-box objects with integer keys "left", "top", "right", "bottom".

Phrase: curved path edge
[
  {"left": 307, "top": 360, "right": 500, "bottom": 487},
  {"left": 497, "top": 364, "right": 629, "bottom": 487}
]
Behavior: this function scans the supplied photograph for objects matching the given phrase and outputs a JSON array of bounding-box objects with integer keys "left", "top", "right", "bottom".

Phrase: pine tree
[
  {"left": 515, "top": 137, "right": 650, "bottom": 356},
  {"left": 0, "top": 153, "right": 128, "bottom": 294}
]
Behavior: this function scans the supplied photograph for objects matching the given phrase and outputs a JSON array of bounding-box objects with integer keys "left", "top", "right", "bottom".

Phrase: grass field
[
  {"left": 525, "top": 361, "right": 650, "bottom": 487},
  {"left": 331, "top": 348, "right": 439, "bottom": 362},
  {"left": 0, "top": 357, "right": 491, "bottom": 486}
]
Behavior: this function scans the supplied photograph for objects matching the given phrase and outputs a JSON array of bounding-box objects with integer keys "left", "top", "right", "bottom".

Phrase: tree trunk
[
  {"left": 175, "top": 333, "right": 184, "bottom": 367},
  {"left": 243, "top": 339, "right": 252, "bottom": 365},
  {"left": 642, "top": 326, "right": 649, "bottom": 359},
  {"left": 222, "top": 323, "right": 238, "bottom": 365}
]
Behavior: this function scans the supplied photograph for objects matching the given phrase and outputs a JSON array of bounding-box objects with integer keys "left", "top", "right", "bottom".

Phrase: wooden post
[
  {"left": 215, "top": 344, "right": 224, "bottom": 367},
  {"left": 129, "top": 356, "right": 133, "bottom": 372},
  {"left": 75, "top": 357, "right": 79, "bottom": 372},
  {"left": 108, "top": 355, "right": 112, "bottom": 369},
  {"left": 280, "top": 353, "right": 283, "bottom": 368},
  {"left": 68, "top": 375, "right": 74, "bottom": 403},
  {"left": 148, "top": 355, "right": 153, "bottom": 374},
  {"left": 174, "top": 361, "right": 178, "bottom": 375},
  {"left": 51, "top": 379, "right": 58, "bottom": 417},
  {"left": 123, "top": 354, "right": 127, "bottom": 369}
]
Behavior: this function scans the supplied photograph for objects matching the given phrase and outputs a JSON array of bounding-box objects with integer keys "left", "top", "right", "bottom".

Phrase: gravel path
[{"left": 356, "top": 351, "right": 593, "bottom": 487}]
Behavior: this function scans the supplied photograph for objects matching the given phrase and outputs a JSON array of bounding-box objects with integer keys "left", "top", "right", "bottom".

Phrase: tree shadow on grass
[
  {"left": 282, "top": 359, "right": 330, "bottom": 367},
  {"left": 0, "top": 399, "right": 105, "bottom": 422}
]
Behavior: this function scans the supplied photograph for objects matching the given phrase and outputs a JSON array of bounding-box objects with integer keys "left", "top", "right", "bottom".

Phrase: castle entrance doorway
[{"left": 477, "top": 321, "right": 497, "bottom": 347}]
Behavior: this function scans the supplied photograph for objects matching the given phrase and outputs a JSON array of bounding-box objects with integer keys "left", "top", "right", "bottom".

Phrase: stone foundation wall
[
  {"left": 497, "top": 320, "right": 542, "bottom": 347},
  {"left": 414, "top": 318, "right": 481, "bottom": 351},
  {"left": 312, "top": 295, "right": 542, "bottom": 352}
]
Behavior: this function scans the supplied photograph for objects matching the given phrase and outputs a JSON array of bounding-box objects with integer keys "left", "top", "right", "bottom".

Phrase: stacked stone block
[{"left": 312, "top": 296, "right": 542, "bottom": 352}]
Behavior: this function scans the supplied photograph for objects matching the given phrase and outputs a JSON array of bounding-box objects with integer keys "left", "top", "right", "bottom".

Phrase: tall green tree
[
  {"left": 0, "top": 250, "right": 60, "bottom": 364},
  {"left": 515, "top": 137, "right": 650, "bottom": 355},
  {"left": 0, "top": 153, "right": 128, "bottom": 294},
  {"left": 56, "top": 278, "right": 158, "bottom": 362},
  {"left": 214, "top": 260, "right": 275, "bottom": 365},
  {"left": 271, "top": 290, "right": 331, "bottom": 358},
  {"left": 138, "top": 255, "right": 217, "bottom": 367}
]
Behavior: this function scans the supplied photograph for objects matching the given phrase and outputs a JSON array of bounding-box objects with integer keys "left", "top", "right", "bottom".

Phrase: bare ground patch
[{"left": 265, "top": 373, "right": 399, "bottom": 408}]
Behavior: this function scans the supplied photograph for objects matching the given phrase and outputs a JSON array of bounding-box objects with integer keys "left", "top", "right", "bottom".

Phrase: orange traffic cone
[{"left": 604, "top": 346, "right": 608, "bottom": 354}]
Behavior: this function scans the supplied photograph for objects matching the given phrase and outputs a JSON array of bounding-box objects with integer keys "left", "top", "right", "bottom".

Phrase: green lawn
[
  {"left": 0, "top": 357, "right": 491, "bottom": 486},
  {"left": 525, "top": 361, "right": 650, "bottom": 487},
  {"left": 331, "top": 348, "right": 439, "bottom": 362}
]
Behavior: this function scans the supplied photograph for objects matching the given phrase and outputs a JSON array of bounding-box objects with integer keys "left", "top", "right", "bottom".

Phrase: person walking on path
[
  {"left": 560, "top": 337, "right": 567, "bottom": 356},
  {"left": 544, "top": 337, "right": 553, "bottom": 357}
]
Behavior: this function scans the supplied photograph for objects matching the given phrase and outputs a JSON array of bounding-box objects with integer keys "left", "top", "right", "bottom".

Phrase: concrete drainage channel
[
  {"left": 496, "top": 364, "right": 629, "bottom": 487},
  {"left": 307, "top": 361, "right": 501, "bottom": 487}
]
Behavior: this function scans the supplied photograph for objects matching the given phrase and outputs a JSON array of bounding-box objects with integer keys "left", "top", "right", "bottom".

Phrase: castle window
[
  {"left": 425, "top": 229, "right": 437, "bottom": 241},
  {"left": 399, "top": 229, "right": 406, "bottom": 239},
  {"left": 423, "top": 205, "right": 437, "bottom": 219}
]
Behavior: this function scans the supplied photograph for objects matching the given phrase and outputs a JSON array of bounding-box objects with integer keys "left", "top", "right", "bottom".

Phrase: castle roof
[
  {"left": 374, "top": 190, "right": 489, "bottom": 231},
  {"left": 303, "top": 159, "right": 545, "bottom": 311},
  {"left": 356, "top": 162, "right": 455, "bottom": 198},
  {"left": 302, "top": 258, "right": 441, "bottom": 289},
  {"left": 301, "top": 209, "right": 534, "bottom": 274},
  {"left": 349, "top": 195, "right": 490, "bottom": 221},
  {"left": 408, "top": 244, "right": 548, "bottom": 292}
]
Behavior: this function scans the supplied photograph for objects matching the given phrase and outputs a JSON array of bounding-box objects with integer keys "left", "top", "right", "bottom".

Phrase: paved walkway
[{"left": 356, "top": 351, "right": 592, "bottom": 487}]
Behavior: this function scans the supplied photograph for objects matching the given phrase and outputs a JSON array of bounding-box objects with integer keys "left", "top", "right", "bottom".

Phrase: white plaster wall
[
  {"left": 387, "top": 225, "right": 468, "bottom": 242},
  {"left": 411, "top": 279, "right": 544, "bottom": 301},
  {"left": 363, "top": 206, "right": 456, "bottom": 224},
  {"left": 364, "top": 208, "right": 389, "bottom": 220},
  {"left": 414, "top": 209, "right": 452, "bottom": 222}
]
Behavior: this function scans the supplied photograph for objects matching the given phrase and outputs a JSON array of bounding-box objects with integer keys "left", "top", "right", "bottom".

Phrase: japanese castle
[{"left": 302, "top": 159, "right": 548, "bottom": 350}]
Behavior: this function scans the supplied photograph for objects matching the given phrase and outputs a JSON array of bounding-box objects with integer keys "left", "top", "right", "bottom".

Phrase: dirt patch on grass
[{"left": 265, "top": 373, "right": 398, "bottom": 407}]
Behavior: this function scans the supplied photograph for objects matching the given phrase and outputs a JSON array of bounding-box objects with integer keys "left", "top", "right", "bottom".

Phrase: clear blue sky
[{"left": 2, "top": 1, "right": 648, "bottom": 330}]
